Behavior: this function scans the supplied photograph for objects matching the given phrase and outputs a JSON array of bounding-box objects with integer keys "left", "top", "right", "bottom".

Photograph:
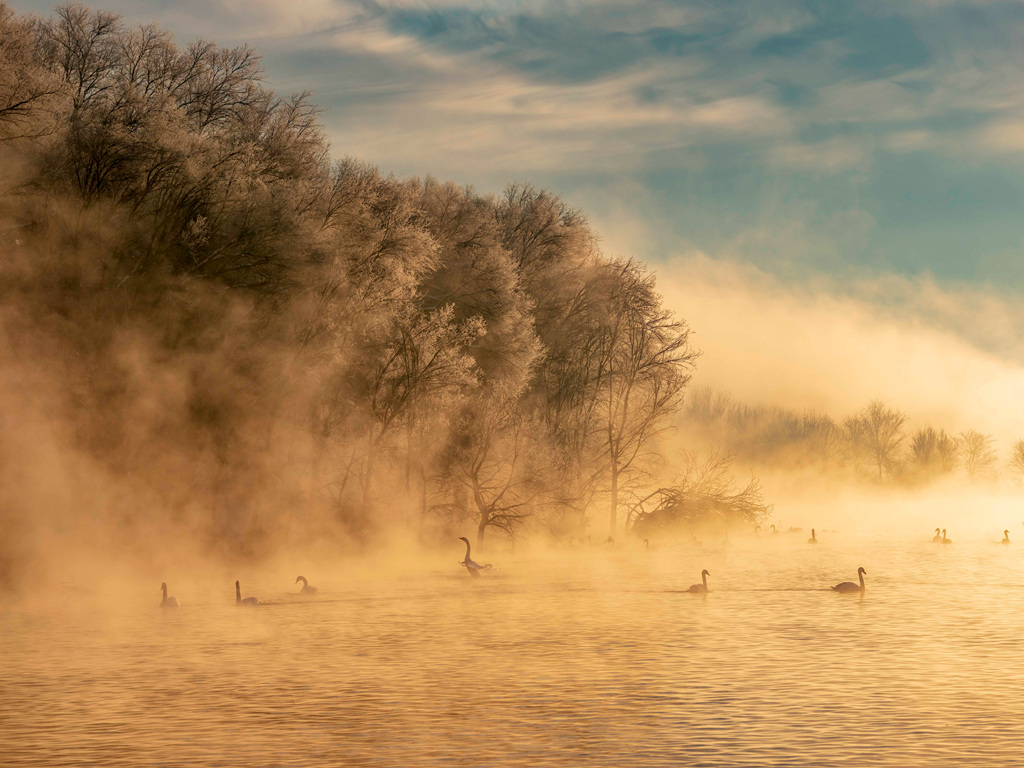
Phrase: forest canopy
[{"left": 0, "top": 2, "right": 710, "bottom": 583}]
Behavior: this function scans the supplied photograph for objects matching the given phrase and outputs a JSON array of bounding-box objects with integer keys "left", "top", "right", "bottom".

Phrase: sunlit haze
[{"left": 3, "top": 2, "right": 1024, "bottom": 766}]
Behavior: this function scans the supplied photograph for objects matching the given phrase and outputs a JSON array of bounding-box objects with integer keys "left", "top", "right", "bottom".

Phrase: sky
[{"left": 12, "top": 0, "right": 1024, "bottom": 435}]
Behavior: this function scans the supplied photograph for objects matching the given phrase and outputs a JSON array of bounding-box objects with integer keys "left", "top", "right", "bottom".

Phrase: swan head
[
  {"left": 942, "top": 529, "right": 946, "bottom": 536},
  {"left": 458, "top": 536, "right": 470, "bottom": 544},
  {"left": 858, "top": 567, "right": 866, "bottom": 575},
  {"left": 1005, "top": 530, "right": 1010, "bottom": 536},
  {"left": 235, "top": 580, "right": 240, "bottom": 588},
  {"left": 702, "top": 569, "right": 710, "bottom": 577},
  {"left": 160, "top": 582, "right": 167, "bottom": 591}
]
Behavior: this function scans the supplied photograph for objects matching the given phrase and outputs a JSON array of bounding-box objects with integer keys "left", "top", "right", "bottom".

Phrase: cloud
[
  {"left": 659, "top": 255, "right": 1024, "bottom": 445},
  {"left": 767, "top": 135, "right": 874, "bottom": 172},
  {"left": 975, "top": 121, "right": 1024, "bottom": 153}
]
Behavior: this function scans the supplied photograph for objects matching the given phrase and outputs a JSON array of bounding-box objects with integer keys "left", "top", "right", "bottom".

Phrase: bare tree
[
  {"left": 909, "top": 425, "right": 958, "bottom": 477},
  {"left": 627, "top": 450, "right": 771, "bottom": 537},
  {"left": 337, "top": 305, "right": 482, "bottom": 514},
  {"left": 591, "top": 259, "right": 698, "bottom": 536},
  {"left": 1009, "top": 439, "right": 1024, "bottom": 482},
  {"left": 844, "top": 400, "right": 907, "bottom": 480},
  {"left": 958, "top": 430, "right": 997, "bottom": 480},
  {"left": 438, "top": 384, "right": 552, "bottom": 546}
]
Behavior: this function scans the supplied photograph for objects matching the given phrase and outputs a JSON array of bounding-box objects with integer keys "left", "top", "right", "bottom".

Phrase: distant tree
[
  {"left": 957, "top": 430, "right": 997, "bottom": 480},
  {"left": 1009, "top": 440, "right": 1024, "bottom": 482},
  {"left": 909, "top": 426, "right": 958, "bottom": 478},
  {"left": 802, "top": 413, "right": 844, "bottom": 468},
  {"left": 844, "top": 400, "right": 908, "bottom": 480},
  {"left": 683, "top": 386, "right": 733, "bottom": 426}
]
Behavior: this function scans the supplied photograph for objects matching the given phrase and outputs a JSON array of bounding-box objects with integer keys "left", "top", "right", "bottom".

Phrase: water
[{"left": 3, "top": 534, "right": 1024, "bottom": 767}]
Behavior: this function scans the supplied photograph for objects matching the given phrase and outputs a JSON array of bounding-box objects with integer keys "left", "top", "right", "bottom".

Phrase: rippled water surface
[{"left": 4, "top": 535, "right": 1024, "bottom": 766}]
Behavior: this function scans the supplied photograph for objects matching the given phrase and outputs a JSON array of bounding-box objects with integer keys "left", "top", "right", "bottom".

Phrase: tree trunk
[
  {"left": 609, "top": 462, "right": 618, "bottom": 537},
  {"left": 361, "top": 432, "right": 376, "bottom": 515},
  {"left": 472, "top": 477, "right": 489, "bottom": 548},
  {"left": 476, "top": 513, "right": 488, "bottom": 548},
  {"left": 416, "top": 420, "right": 428, "bottom": 533}
]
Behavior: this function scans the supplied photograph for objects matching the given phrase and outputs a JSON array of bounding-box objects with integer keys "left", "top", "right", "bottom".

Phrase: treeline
[
  {"left": 683, "top": 387, "right": 1024, "bottom": 484},
  {"left": 0, "top": 2, "right": 700, "bottom": 569}
]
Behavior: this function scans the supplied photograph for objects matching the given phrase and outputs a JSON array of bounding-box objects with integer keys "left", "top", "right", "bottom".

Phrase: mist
[
  {"left": 8, "top": 5, "right": 1024, "bottom": 767},
  {"left": 4, "top": 2, "right": 1024, "bottom": 601},
  {"left": 0, "top": 1, "right": 708, "bottom": 595}
]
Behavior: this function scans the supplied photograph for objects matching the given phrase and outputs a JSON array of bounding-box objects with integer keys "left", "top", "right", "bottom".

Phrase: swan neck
[
  {"left": 161, "top": 584, "right": 167, "bottom": 599},
  {"left": 859, "top": 571, "right": 865, "bottom": 589},
  {"left": 463, "top": 539, "right": 471, "bottom": 560},
  {"left": 235, "top": 583, "right": 241, "bottom": 603},
  {"left": 702, "top": 573, "right": 707, "bottom": 588}
]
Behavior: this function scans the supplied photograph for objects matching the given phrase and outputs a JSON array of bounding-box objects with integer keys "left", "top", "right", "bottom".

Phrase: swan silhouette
[
  {"left": 160, "top": 582, "right": 180, "bottom": 608},
  {"left": 458, "top": 537, "right": 492, "bottom": 577},
  {"left": 235, "top": 580, "right": 262, "bottom": 606},
  {"left": 295, "top": 576, "right": 318, "bottom": 594},
  {"left": 1002, "top": 530, "right": 1011, "bottom": 545},
  {"left": 941, "top": 529, "right": 953, "bottom": 544},
  {"left": 687, "top": 570, "right": 710, "bottom": 593},
  {"left": 832, "top": 567, "right": 866, "bottom": 594},
  {"left": 808, "top": 529, "right": 818, "bottom": 545},
  {"left": 932, "top": 528, "right": 942, "bottom": 543}
]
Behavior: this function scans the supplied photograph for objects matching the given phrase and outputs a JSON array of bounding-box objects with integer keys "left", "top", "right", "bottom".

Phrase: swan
[
  {"left": 235, "top": 580, "right": 262, "bottom": 606},
  {"left": 1002, "top": 530, "right": 1011, "bottom": 545},
  {"left": 687, "top": 570, "right": 710, "bottom": 593},
  {"left": 808, "top": 529, "right": 818, "bottom": 545},
  {"left": 643, "top": 538, "right": 650, "bottom": 551},
  {"left": 295, "top": 576, "right": 318, "bottom": 594},
  {"left": 932, "top": 528, "right": 942, "bottom": 543},
  {"left": 458, "top": 537, "right": 492, "bottom": 577},
  {"left": 160, "top": 582, "right": 180, "bottom": 608},
  {"left": 941, "top": 529, "right": 953, "bottom": 544},
  {"left": 831, "top": 567, "right": 866, "bottom": 593},
  {"left": 770, "top": 524, "right": 779, "bottom": 536}
]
